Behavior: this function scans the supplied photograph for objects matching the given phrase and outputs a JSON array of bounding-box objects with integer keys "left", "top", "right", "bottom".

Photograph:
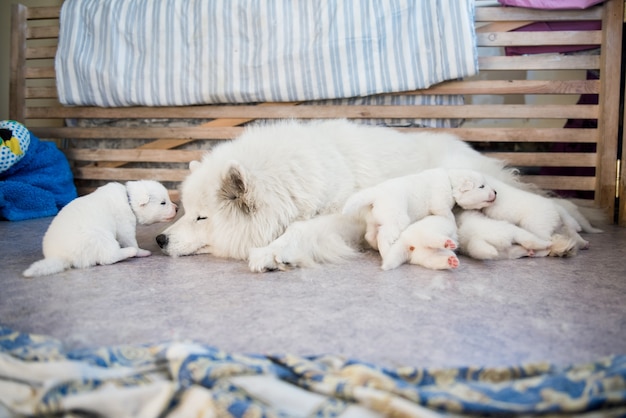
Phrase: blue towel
[{"left": 0, "top": 131, "right": 77, "bottom": 221}]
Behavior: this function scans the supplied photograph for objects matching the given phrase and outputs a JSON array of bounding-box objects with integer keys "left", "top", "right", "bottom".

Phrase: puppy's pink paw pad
[
  {"left": 444, "top": 239, "right": 457, "bottom": 250},
  {"left": 448, "top": 255, "right": 459, "bottom": 269}
]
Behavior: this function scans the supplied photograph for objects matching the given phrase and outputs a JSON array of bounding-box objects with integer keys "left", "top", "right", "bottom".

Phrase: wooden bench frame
[{"left": 10, "top": 1, "right": 625, "bottom": 224}]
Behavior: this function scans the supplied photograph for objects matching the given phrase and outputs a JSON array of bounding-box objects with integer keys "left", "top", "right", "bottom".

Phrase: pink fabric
[{"left": 497, "top": 0, "right": 604, "bottom": 9}]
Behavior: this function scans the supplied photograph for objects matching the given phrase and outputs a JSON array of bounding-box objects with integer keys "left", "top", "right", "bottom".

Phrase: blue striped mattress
[{"left": 55, "top": 0, "right": 478, "bottom": 116}]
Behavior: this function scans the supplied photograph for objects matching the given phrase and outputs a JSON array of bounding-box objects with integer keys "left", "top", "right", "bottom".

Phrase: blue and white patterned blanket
[
  {"left": 55, "top": 0, "right": 477, "bottom": 108},
  {"left": 1, "top": 326, "right": 625, "bottom": 417}
]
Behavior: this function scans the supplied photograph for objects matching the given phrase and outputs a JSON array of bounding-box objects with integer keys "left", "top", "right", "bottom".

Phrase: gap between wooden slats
[{"left": 24, "top": 104, "right": 600, "bottom": 120}]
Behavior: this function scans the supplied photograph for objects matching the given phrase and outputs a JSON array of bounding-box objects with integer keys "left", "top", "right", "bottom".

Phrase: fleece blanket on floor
[
  {"left": 0, "top": 121, "right": 76, "bottom": 221},
  {"left": 1, "top": 326, "right": 625, "bottom": 417}
]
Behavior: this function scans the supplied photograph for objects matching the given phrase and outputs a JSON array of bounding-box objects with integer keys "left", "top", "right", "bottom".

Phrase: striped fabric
[{"left": 55, "top": 0, "right": 478, "bottom": 107}]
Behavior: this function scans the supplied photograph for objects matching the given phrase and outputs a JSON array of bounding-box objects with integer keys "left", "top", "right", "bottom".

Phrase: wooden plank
[
  {"left": 10, "top": 4, "right": 27, "bottom": 122},
  {"left": 73, "top": 167, "right": 190, "bottom": 182},
  {"left": 65, "top": 148, "right": 206, "bottom": 163},
  {"left": 31, "top": 126, "right": 243, "bottom": 140},
  {"left": 25, "top": 104, "right": 600, "bottom": 120},
  {"left": 595, "top": 0, "right": 623, "bottom": 215},
  {"left": 488, "top": 152, "right": 597, "bottom": 167},
  {"left": 25, "top": 87, "right": 58, "bottom": 99},
  {"left": 413, "top": 80, "right": 599, "bottom": 95},
  {"left": 26, "top": 45, "right": 57, "bottom": 59},
  {"left": 475, "top": 6, "right": 602, "bottom": 22},
  {"left": 479, "top": 55, "right": 600, "bottom": 71},
  {"left": 476, "top": 31, "right": 602, "bottom": 47},
  {"left": 24, "top": 67, "right": 56, "bottom": 79},
  {"left": 26, "top": 26, "right": 59, "bottom": 40},
  {"left": 522, "top": 175, "right": 596, "bottom": 191},
  {"left": 476, "top": 21, "right": 533, "bottom": 33},
  {"left": 27, "top": 6, "right": 61, "bottom": 19},
  {"left": 426, "top": 128, "right": 598, "bottom": 143}
]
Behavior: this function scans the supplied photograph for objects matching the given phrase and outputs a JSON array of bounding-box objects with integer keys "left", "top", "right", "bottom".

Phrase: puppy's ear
[
  {"left": 125, "top": 181, "right": 151, "bottom": 206},
  {"left": 219, "top": 161, "right": 255, "bottom": 214},
  {"left": 189, "top": 160, "right": 201, "bottom": 172}
]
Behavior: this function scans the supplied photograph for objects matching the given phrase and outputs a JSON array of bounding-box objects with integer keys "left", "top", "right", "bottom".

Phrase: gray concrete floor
[{"left": 2, "top": 215, "right": 625, "bottom": 369}]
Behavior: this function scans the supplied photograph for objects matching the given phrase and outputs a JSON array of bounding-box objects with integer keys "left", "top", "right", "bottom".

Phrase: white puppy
[
  {"left": 456, "top": 210, "right": 554, "bottom": 260},
  {"left": 342, "top": 168, "right": 496, "bottom": 258},
  {"left": 480, "top": 176, "right": 600, "bottom": 256},
  {"left": 23, "top": 181, "right": 177, "bottom": 277},
  {"left": 381, "top": 215, "right": 459, "bottom": 271}
]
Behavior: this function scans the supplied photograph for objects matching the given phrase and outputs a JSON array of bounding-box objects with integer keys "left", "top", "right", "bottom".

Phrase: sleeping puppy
[
  {"left": 23, "top": 181, "right": 177, "bottom": 277},
  {"left": 381, "top": 215, "right": 459, "bottom": 271},
  {"left": 480, "top": 176, "right": 601, "bottom": 256},
  {"left": 342, "top": 168, "right": 496, "bottom": 258},
  {"left": 456, "top": 210, "right": 555, "bottom": 260}
]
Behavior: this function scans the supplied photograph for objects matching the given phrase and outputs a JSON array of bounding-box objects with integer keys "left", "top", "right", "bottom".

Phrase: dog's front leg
[{"left": 117, "top": 223, "right": 151, "bottom": 257}]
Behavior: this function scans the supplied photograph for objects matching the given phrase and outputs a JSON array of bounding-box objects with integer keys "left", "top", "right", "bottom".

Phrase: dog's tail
[
  {"left": 22, "top": 257, "right": 70, "bottom": 278},
  {"left": 342, "top": 189, "right": 376, "bottom": 216}
]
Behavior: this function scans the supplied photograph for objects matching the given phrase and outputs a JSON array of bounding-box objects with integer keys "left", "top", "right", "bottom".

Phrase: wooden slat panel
[
  {"left": 475, "top": 6, "right": 602, "bottom": 22},
  {"left": 425, "top": 128, "right": 598, "bottom": 143},
  {"left": 25, "top": 104, "right": 600, "bottom": 120},
  {"left": 32, "top": 127, "right": 243, "bottom": 140},
  {"left": 26, "top": 26, "right": 59, "bottom": 40},
  {"left": 489, "top": 152, "right": 597, "bottom": 167},
  {"left": 26, "top": 45, "right": 57, "bottom": 59},
  {"left": 27, "top": 6, "right": 61, "bottom": 19},
  {"left": 24, "top": 67, "right": 55, "bottom": 79},
  {"left": 65, "top": 148, "right": 206, "bottom": 163},
  {"left": 523, "top": 175, "right": 596, "bottom": 191},
  {"left": 73, "top": 167, "right": 190, "bottom": 182},
  {"left": 479, "top": 55, "right": 600, "bottom": 71},
  {"left": 477, "top": 31, "right": 601, "bottom": 47}
]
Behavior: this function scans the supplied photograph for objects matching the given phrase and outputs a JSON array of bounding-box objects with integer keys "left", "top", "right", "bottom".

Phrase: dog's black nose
[{"left": 156, "top": 234, "right": 168, "bottom": 248}]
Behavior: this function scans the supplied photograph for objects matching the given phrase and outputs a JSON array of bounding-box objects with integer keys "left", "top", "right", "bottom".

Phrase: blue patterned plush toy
[{"left": 0, "top": 120, "right": 77, "bottom": 221}]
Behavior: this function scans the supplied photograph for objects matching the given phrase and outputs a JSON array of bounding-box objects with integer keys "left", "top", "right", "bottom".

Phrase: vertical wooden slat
[
  {"left": 10, "top": 4, "right": 28, "bottom": 123},
  {"left": 596, "top": 0, "right": 623, "bottom": 218}
]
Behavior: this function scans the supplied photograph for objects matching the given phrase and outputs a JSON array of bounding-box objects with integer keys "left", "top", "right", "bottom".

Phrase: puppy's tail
[
  {"left": 342, "top": 189, "right": 376, "bottom": 216},
  {"left": 22, "top": 258, "right": 70, "bottom": 278}
]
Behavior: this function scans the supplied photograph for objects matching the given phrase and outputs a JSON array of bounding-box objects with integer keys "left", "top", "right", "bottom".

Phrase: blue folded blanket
[{"left": 0, "top": 121, "right": 77, "bottom": 221}]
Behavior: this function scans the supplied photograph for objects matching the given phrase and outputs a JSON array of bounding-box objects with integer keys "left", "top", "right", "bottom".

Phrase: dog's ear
[
  {"left": 219, "top": 161, "right": 255, "bottom": 214},
  {"left": 125, "top": 181, "right": 151, "bottom": 206},
  {"left": 189, "top": 160, "right": 201, "bottom": 172}
]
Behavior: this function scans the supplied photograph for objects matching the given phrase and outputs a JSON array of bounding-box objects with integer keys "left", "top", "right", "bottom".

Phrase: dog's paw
[
  {"left": 447, "top": 255, "right": 459, "bottom": 269},
  {"left": 136, "top": 248, "right": 151, "bottom": 257},
  {"left": 248, "top": 247, "right": 279, "bottom": 273},
  {"left": 444, "top": 239, "right": 457, "bottom": 250}
]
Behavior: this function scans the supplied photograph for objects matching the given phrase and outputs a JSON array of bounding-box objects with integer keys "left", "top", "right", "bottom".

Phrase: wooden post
[{"left": 9, "top": 4, "right": 27, "bottom": 123}]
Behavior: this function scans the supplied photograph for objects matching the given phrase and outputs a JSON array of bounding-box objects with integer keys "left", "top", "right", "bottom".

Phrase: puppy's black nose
[{"left": 156, "top": 234, "right": 168, "bottom": 248}]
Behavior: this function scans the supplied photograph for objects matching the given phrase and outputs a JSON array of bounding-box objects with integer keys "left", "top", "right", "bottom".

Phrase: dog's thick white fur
[
  {"left": 382, "top": 215, "right": 459, "bottom": 271},
  {"left": 342, "top": 167, "right": 496, "bottom": 258},
  {"left": 23, "top": 181, "right": 177, "bottom": 277},
  {"left": 480, "top": 176, "right": 602, "bottom": 256},
  {"left": 155, "top": 119, "right": 573, "bottom": 272},
  {"left": 456, "top": 210, "right": 554, "bottom": 260}
]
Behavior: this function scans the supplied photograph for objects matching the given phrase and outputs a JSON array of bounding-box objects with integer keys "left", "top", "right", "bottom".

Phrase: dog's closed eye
[{"left": 196, "top": 216, "right": 208, "bottom": 221}]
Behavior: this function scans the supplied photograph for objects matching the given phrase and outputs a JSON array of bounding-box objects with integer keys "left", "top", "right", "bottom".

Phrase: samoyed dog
[
  {"left": 23, "top": 180, "right": 178, "bottom": 277},
  {"left": 480, "top": 175, "right": 602, "bottom": 256},
  {"left": 341, "top": 168, "right": 496, "bottom": 258},
  {"left": 155, "top": 119, "right": 579, "bottom": 272}
]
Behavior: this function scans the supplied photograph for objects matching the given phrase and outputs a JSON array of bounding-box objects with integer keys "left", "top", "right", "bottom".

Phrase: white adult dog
[
  {"left": 155, "top": 119, "right": 570, "bottom": 272},
  {"left": 23, "top": 181, "right": 177, "bottom": 277},
  {"left": 341, "top": 168, "right": 496, "bottom": 258},
  {"left": 381, "top": 215, "right": 460, "bottom": 271}
]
